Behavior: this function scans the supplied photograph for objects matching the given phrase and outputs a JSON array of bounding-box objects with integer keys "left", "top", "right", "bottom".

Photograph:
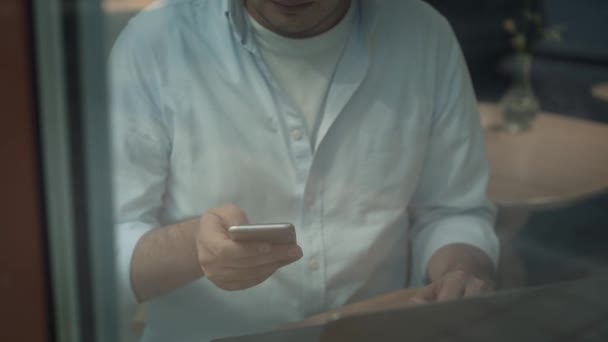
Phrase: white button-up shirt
[{"left": 110, "top": 0, "right": 499, "bottom": 341}]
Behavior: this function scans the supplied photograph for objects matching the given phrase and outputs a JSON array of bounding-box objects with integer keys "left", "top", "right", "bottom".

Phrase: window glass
[{"left": 33, "top": 0, "right": 608, "bottom": 341}]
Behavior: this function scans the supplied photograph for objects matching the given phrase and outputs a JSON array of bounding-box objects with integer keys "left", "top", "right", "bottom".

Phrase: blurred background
[{"left": 424, "top": 0, "right": 608, "bottom": 287}]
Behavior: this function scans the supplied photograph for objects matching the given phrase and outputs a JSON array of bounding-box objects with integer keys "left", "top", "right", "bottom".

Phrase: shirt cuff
[
  {"left": 115, "top": 221, "right": 155, "bottom": 339},
  {"left": 409, "top": 215, "right": 499, "bottom": 287}
]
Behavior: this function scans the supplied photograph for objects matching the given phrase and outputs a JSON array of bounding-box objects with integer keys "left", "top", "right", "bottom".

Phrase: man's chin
[{"left": 268, "top": 20, "right": 322, "bottom": 38}]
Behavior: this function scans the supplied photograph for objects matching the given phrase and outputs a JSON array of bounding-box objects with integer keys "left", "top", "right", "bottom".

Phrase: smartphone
[{"left": 228, "top": 223, "right": 296, "bottom": 244}]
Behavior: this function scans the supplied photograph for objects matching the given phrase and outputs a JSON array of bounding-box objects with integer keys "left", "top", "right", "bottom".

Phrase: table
[
  {"left": 220, "top": 274, "right": 608, "bottom": 341},
  {"left": 283, "top": 287, "right": 420, "bottom": 329},
  {"left": 592, "top": 83, "right": 608, "bottom": 103},
  {"left": 479, "top": 102, "right": 608, "bottom": 288},
  {"left": 480, "top": 102, "right": 608, "bottom": 209}
]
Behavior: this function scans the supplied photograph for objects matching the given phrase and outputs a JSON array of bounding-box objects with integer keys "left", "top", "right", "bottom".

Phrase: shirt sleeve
[
  {"left": 109, "top": 25, "right": 171, "bottom": 335},
  {"left": 408, "top": 16, "right": 499, "bottom": 286}
]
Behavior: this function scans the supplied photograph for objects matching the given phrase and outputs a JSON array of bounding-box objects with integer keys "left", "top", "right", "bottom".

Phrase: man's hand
[
  {"left": 408, "top": 269, "right": 493, "bottom": 304},
  {"left": 408, "top": 243, "right": 495, "bottom": 304},
  {"left": 196, "top": 204, "right": 303, "bottom": 291}
]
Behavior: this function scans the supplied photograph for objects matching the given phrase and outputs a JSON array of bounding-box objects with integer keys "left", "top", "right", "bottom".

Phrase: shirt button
[
  {"left": 308, "top": 258, "right": 320, "bottom": 271},
  {"left": 291, "top": 129, "right": 303, "bottom": 141},
  {"left": 268, "top": 117, "right": 278, "bottom": 132}
]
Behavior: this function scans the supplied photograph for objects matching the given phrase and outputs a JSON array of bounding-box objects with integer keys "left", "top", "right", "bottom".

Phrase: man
[{"left": 110, "top": 0, "right": 499, "bottom": 341}]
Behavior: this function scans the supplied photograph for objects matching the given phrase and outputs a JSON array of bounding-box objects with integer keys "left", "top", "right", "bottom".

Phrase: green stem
[
  {"left": 523, "top": 0, "right": 531, "bottom": 51},
  {"left": 522, "top": 54, "right": 532, "bottom": 86}
]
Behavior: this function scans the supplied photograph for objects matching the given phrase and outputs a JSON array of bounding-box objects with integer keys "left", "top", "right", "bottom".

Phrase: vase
[{"left": 500, "top": 53, "right": 540, "bottom": 133}]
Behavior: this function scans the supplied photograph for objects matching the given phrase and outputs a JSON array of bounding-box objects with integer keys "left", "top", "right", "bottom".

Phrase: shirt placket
[
  {"left": 278, "top": 97, "right": 329, "bottom": 316},
  {"left": 251, "top": 52, "right": 327, "bottom": 317}
]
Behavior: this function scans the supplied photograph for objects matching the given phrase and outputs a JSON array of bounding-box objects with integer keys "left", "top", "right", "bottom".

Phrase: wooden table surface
[
  {"left": 479, "top": 102, "right": 608, "bottom": 210},
  {"left": 592, "top": 83, "right": 608, "bottom": 103},
  {"left": 217, "top": 274, "right": 608, "bottom": 341},
  {"left": 283, "top": 287, "right": 420, "bottom": 329}
]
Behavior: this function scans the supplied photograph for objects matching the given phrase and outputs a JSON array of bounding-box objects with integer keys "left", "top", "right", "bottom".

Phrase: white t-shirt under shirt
[{"left": 247, "top": 3, "right": 355, "bottom": 149}]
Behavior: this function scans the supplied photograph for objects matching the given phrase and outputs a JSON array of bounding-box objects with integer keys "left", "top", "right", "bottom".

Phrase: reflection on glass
[{"left": 36, "top": 0, "right": 608, "bottom": 341}]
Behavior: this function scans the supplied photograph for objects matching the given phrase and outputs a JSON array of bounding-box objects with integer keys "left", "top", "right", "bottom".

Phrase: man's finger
[
  {"left": 208, "top": 204, "right": 249, "bottom": 228},
  {"left": 216, "top": 259, "right": 294, "bottom": 282},
  {"left": 198, "top": 212, "right": 234, "bottom": 248},
  {"left": 223, "top": 244, "right": 303, "bottom": 267},
  {"left": 216, "top": 277, "right": 268, "bottom": 292},
  {"left": 464, "top": 278, "right": 491, "bottom": 297},
  {"left": 407, "top": 285, "right": 435, "bottom": 304},
  {"left": 210, "top": 238, "right": 277, "bottom": 260},
  {"left": 437, "top": 277, "right": 466, "bottom": 301},
  {"left": 199, "top": 214, "right": 278, "bottom": 260},
  {"left": 408, "top": 296, "right": 428, "bottom": 305}
]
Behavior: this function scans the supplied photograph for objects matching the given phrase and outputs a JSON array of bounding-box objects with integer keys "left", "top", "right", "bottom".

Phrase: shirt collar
[
  {"left": 223, "top": 0, "right": 380, "bottom": 47},
  {"left": 224, "top": 0, "right": 250, "bottom": 46}
]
